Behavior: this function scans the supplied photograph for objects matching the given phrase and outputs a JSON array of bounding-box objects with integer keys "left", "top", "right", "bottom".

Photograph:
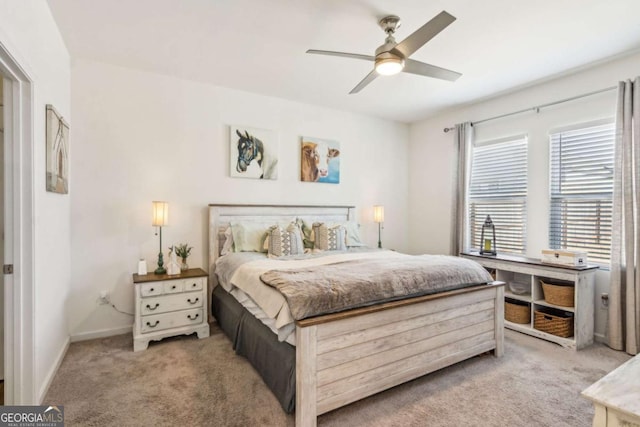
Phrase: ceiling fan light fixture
[
  {"left": 375, "top": 57, "right": 404, "bottom": 76},
  {"left": 307, "top": 11, "right": 460, "bottom": 93}
]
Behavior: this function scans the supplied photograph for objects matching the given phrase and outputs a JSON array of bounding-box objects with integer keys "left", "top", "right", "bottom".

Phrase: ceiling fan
[{"left": 307, "top": 11, "right": 462, "bottom": 94}]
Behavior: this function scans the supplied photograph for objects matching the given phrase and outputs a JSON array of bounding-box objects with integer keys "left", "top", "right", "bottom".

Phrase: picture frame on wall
[
  {"left": 301, "top": 136, "right": 340, "bottom": 184},
  {"left": 229, "top": 125, "right": 278, "bottom": 180},
  {"left": 46, "top": 104, "right": 70, "bottom": 194}
]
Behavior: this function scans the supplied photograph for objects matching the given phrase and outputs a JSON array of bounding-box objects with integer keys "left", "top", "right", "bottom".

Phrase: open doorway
[
  {"left": 0, "top": 75, "right": 4, "bottom": 405},
  {"left": 0, "top": 42, "right": 36, "bottom": 405}
]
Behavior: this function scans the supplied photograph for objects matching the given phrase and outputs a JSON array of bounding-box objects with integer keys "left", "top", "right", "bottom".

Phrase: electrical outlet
[
  {"left": 601, "top": 293, "right": 609, "bottom": 309},
  {"left": 98, "top": 290, "right": 110, "bottom": 305}
]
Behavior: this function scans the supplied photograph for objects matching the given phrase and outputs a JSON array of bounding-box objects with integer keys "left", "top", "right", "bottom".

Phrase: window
[
  {"left": 549, "top": 122, "right": 614, "bottom": 264},
  {"left": 469, "top": 136, "right": 528, "bottom": 254}
]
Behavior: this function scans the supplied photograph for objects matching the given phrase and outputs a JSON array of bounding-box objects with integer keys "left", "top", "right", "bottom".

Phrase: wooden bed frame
[{"left": 208, "top": 204, "right": 504, "bottom": 427}]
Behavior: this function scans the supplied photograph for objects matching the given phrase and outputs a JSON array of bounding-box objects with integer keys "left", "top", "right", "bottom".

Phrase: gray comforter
[{"left": 260, "top": 255, "right": 493, "bottom": 320}]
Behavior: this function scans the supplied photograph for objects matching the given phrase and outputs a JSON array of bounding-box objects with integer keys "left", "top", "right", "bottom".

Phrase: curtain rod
[{"left": 443, "top": 85, "right": 617, "bottom": 133}]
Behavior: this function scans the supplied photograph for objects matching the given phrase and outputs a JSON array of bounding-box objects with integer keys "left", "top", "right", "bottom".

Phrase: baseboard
[
  {"left": 38, "top": 337, "right": 70, "bottom": 404},
  {"left": 70, "top": 326, "right": 132, "bottom": 343},
  {"left": 38, "top": 327, "right": 133, "bottom": 402}
]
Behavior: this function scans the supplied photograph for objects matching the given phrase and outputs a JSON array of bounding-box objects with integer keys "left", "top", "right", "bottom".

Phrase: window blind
[
  {"left": 549, "top": 123, "right": 614, "bottom": 264},
  {"left": 469, "top": 137, "right": 528, "bottom": 254}
]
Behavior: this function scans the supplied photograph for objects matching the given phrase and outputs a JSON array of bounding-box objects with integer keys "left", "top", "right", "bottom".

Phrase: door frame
[{"left": 0, "top": 41, "right": 36, "bottom": 405}]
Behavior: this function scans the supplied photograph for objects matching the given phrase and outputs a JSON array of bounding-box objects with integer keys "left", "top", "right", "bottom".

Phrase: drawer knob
[
  {"left": 171, "top": 285, "right": 176, "bottom": 289},
  {"left": 150, "top": 287, "right": 155, "bottom": 292},
  {"left": 187, "top": 297, "right": 199, "bottom": 305},
  {"left": 146, "top": 320, "right": 160, "bottom": 328},
  {"left": 187, "top": 313, "right": 199, "bottom": 320},
  {"left": 146, "top": 303, "right": 160, "bottom": 311},
  {"left": 191, "top": 283, "right": 197, "bottom": 288}
]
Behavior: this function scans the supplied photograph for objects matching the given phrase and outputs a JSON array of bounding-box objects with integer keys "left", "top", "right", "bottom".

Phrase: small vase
[{"left": 180, "top": 258, "right": 189, "bottom": 272}]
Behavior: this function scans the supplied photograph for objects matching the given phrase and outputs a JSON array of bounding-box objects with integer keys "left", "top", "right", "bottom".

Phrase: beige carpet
[{"left": 44, "top": 325, "right": 630, "bottom": 427}]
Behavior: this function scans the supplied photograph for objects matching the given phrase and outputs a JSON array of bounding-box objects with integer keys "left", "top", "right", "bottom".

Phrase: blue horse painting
[{"left": 230, "top": 126, "right": 278, "bottom": 180}]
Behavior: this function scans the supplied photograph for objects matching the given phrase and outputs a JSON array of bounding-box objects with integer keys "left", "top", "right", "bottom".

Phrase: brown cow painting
[{"left": 301, "top": 137, "right": 340, "bottom": 184}]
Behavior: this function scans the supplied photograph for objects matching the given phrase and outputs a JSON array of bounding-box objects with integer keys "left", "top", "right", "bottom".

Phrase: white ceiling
[{"left": 47, "top": 0, "right": 640, "bottom": 123}]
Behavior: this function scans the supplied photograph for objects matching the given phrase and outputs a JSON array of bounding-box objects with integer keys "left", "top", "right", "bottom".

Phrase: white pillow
[
  {"left": 230, "top": 222, "right": 270, "bottom": 252},
  {"left": 341, "top": 221, "right": 365, "bottom": 247},
  {"left": 221, "top": 227, "right": 234, "bottom": 256}
]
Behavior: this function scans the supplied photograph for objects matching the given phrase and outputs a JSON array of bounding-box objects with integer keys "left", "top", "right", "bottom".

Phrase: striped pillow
[
  {"left": 312, "top": 223, "right": 347, "bottom": 251},
  {"left": 267, "top": 223, "right": 305, "bottom": 258}
]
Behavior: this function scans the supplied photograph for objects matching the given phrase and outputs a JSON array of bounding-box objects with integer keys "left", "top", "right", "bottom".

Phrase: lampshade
[
  {"left": 373, "top": 205, "right": 385, "bottom": 223},
  {"left": 152, "top": 201, "right": 169, "bottom": 227},
  {"left": 375, "top": 57, "right": 404, "bottom": 76}
]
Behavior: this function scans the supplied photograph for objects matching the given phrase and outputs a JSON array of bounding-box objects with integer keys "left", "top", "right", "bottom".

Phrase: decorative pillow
[
  {"left": 298, "top": 219, "right": 315, "bottom": 249},
  {"left": 267, "top": 223, "right": 305, "bottom": 258},
  {"left": 301, "top": 219, "right": 363, "bottom": 248},
  {"left": 312, "top": 222, "right": 347, "bottom": 251}
]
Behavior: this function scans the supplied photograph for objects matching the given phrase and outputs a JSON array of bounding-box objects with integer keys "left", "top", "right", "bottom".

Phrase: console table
[{"left": 461, "top": 251, "right": 598, "bottom": 349}]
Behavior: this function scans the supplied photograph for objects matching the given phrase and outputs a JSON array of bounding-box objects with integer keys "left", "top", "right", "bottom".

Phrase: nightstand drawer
[
  {"left": 140, "top": 291, "right": 203, "bottom": 315},
  {"left": 140, "top": 282, "right": 163, "bottom": 297},
  {"left": 140, "top": 308, "right": 203, "bottom": 333},
  {"left": 183, "top": 278, "right": 204, "bottom": 292},
  {"left": 164, "top": 281, "right": 183, "bottom": 294}
]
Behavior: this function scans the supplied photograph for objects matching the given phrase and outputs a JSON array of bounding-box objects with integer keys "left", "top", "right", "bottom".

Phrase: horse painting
[{"left": 230, "top": 127, "right": 278, "bottom": 180}]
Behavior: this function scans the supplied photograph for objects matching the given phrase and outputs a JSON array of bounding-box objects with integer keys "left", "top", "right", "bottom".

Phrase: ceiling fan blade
[
  {"left": 306, "top": 49, "right": 375, "bottom": 62},
  {"left": 393, "top": 11, "right": 456, "bottom": 58},
  {"left": 403, "top": 59, "right": 461, "bottom": 81},
  {"left": 349, "top": 70, "right": 378, "bottom": 94}
]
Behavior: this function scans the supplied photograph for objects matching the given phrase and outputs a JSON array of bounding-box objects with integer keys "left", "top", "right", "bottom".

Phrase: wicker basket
[
  {"left": 505, "top": 299, "right": 530, "bottom": 324},
  {"left": 540, "top": 279, "right": 575, "bottom": 307},
  {"left": 534, "top": 309, "right": 574, "bottom": 338}
]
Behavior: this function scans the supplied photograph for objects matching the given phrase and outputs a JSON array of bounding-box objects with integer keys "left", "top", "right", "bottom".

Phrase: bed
[{"left": 208, "top": 204, "right": 505, "bottom": 426}]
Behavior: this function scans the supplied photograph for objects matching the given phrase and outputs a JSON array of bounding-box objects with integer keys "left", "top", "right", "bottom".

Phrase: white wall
[
  {"left": 408, "top": 51, "right": 640, "bottom": 341},
  {"left": 0, "top": 1, "right": 71, "bottom": 401},
  {"left": 69, "top": 59, "right": 409, "bottom": 339}
]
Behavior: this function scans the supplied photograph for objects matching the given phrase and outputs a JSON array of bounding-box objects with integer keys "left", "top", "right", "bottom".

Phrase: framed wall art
[
  {"left": 301, "top": 136, "right": 340, "bottom": 184},
  {"left": 229, "top": 125, "right": 278, "bottom": 180},
  {"left": 46, "top": 104, "right": 69, "bottom": 194}
]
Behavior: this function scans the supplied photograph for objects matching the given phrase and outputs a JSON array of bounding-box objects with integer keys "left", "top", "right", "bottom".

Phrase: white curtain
[
  {"left": 609, "top": 77, "right": 640, "bottom": 355},
  {"left": 450, "top": 122, "right": 473, "bottom": 256}
]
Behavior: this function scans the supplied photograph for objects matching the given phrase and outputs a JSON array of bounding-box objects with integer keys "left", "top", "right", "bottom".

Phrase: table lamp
[
  {"left": 152, "top": 201, "right": 169, "bottom": 274},
  {"left": 373, "top": 205, "right": 384, "bottom": 249}
]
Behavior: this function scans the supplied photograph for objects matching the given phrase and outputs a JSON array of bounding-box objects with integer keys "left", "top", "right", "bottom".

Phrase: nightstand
[{"left": 132, "top": 268, "right": 210, "bottom": 351}]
